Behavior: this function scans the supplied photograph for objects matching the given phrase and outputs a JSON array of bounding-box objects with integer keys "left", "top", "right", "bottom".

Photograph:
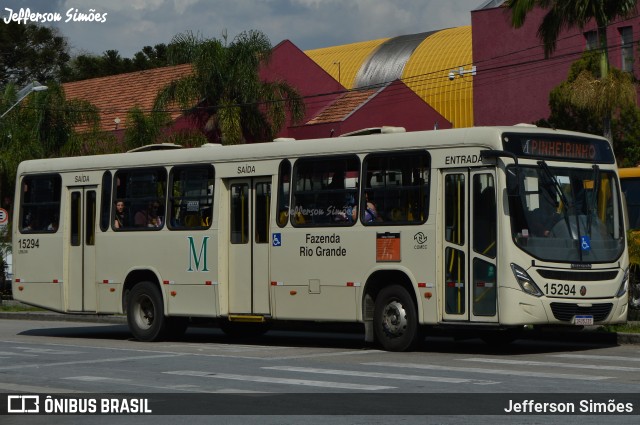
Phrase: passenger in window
[
  {"left": 135, "top": 201, "right": 163, "bottom": 228},
  {"left": 114, "top": 199, "right": 128, "bottom": 229},
  {"left": 364, "top": 192, "right": 381, "bottom": 222},
  {"left": 22, "top": 213, "right": 38, "bottom": 232},
  {"left": 47, "top": 214, "right": 59, "bottom": 232},
  {"left": 354, "top": 192, "right": 380, "bottom": 223},
  {"left": 279, "top": 207, "right": 289, "bottom": 225},
  {"left": 390, "top": 208, "right": 405, "bottom": 222}
]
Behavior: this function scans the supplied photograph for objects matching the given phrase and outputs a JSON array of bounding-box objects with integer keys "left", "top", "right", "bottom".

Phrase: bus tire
[
  {"left": 127, "top": 281, "right": 166, "bottom": 342},
  {"left": 374, "top": 285, "right": 421, "bottom": 352}
]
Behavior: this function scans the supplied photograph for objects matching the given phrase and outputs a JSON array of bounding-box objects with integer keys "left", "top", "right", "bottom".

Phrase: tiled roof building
[{"left": 62, "top": 64, "right": 192, "bottom": 134}]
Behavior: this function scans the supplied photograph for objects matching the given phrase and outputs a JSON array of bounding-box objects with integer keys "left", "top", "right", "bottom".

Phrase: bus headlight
[
  {"left": 510, "top": 263, "right": 543, "bottom": 297},
  {"left": 616, "top": 267, "right": 629, "bottom": 298}
]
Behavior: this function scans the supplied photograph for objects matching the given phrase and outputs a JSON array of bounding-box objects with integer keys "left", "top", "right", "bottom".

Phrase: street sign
[{"left": 0, "top": 208, "right": 8, "bottom": 231}]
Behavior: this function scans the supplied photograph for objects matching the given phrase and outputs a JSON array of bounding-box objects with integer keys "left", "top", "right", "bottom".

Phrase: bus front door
[
  {"left": 228, "top": 178, "right": 271, "bottom": 315},
  {"left": 67, "top": 186, "right": 98, "bottom": 312},
  {"left": 442, "top": 169, "right": 498, "bottom": 323}
]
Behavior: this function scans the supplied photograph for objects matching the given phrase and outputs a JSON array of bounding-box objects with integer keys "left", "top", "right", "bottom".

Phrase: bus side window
[
  {"left": 168, "top": 165, "right": 214, "bottom": 230},
  {"left": 20, "top": 174, "right": 62, "bottom": 234},
  {"left": 100, "top": 171, "right": 112, "bottom": 231},
  {"left": 362, "top": 150, "right": 430, "bottom": 225},
  {"left": 277, "top": 160, "right": 291, "bottom": 227},
  {"left": 114, "top": 168, "right": 168, "bottom": 231},
  {"left": 292, "top": 155, "right": 359, "bottom": 227}
]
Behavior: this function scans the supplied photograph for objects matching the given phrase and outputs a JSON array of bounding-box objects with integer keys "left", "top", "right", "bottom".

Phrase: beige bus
[{"left": 12, "top": 125, "right": 629, "bottom": 351}]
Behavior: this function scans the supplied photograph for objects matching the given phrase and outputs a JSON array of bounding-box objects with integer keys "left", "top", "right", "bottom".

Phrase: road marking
[
  {"left": 552, "top": 353, "right": 640, "bottom": 362},
  {"left": 461, "top": 357, "right": 640, "bottom": 372},
  {"left": 268, "top": 350, "right": 380, "bottom": 360},
  {"left": 0, "top": 353, "right": 187, "bottom": 371},
  {"left": 2, "top": 340, "right": 371, "bottom": 361},
  {"left": 163, "top": 370, "right": 395, "bottom": 391},
  {"left": 364, "top": 362, "right": 610, "bottom": 381},
  {"left": 63, "top": 376, "right": 131, "bottom": 383},
  {"left": 263, "top": 366, "right": 498, "bottom": 385},
  {"left": 15, "top": 347, "right": 83, "bottom": 355},
  {"left": 164, "top": 343, "right": 282, "bottom": 351},
  {"left": 0, "top": 351, "right": 38, "bottom": 357},
  {"left": 0, "top": 382, "right": 83, "bottom": 393}
]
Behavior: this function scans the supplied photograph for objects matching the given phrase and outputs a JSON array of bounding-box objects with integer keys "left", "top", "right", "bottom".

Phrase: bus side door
[
  {"left": 442, "top": 169, "right": 498, "bottom": 323},
  {"left": 68, "top": 186, "right": 98, "bottom": 312},
  {"left": 227, "top": 177, "right": 271, "bottom": 315}
]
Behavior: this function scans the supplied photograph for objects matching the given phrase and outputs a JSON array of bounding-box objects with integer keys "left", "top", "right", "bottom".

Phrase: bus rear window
[{"left": 20, "top": 174, "right": 62, "bottom": 233}]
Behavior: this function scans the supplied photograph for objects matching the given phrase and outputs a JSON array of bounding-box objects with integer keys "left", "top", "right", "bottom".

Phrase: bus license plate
[{"left": 574, "top": 315, "right": 593, "bottom": 325}]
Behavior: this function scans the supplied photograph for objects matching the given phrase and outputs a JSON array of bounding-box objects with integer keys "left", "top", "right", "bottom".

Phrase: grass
[
  {"left": 598, "top": 322, "right": 640, "bottom": 333},
  {"left": 0, "top": 301, "right": 44, "bottom": 312}
]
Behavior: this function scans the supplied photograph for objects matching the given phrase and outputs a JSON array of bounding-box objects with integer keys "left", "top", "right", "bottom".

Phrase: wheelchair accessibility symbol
[
  {"left": 272, "top": 233, "right": 282, "bottom": 247},
  {"left": 580, "top": 235, "right": 591, "bottom": 252}
]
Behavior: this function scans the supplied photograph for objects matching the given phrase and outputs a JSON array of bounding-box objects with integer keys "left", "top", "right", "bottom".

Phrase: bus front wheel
[
  {"left": 374, "top": 285, "right": 421, "bottom": 351},
  {"left": 127, "top": 281, "right": 166, "bottom": 342}
]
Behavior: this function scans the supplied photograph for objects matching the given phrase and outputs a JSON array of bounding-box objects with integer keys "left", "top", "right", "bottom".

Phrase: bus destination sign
[
  {"left": 501, "top": 133, "right": 614, "bottom": 163},
  {"left": 522, "top": 138, "right": 596, "bottom": 160}
]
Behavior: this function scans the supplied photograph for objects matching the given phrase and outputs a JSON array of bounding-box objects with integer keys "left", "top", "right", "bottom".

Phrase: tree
[
  {"left": 153, "top": 30, "right": 305, "bottom": 145},
  {"left": 506, "top": 0, "right": 639, "bottom": 141},
  {"left": 0, "top": 22, "right": 70, "bottom": 86},
  {"left": 0, "top": 83, "right": 105, "bottom": 203},
  {"left": 61, "top": 44, "right": 174, "bottom": 83},
  {"left": 536, "top": 51, "right": 637, "bottom": 163},
  {"left": 123, "top": 107, "right": 172, "bottom": 151}
]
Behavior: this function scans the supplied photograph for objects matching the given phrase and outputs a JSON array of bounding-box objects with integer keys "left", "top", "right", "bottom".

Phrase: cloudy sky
[{"left": 3, "top": 0, "right": 485, "bottom": 57}]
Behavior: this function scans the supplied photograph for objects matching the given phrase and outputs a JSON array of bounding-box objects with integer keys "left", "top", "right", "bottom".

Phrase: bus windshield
[{"left": 507, "top": 164, "right": 624, "bottom": 263}]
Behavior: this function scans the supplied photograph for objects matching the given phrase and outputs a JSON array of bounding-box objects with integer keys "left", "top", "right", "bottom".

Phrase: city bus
[{"left": 12, "top": 125, "right": 629, "bottom": 351}]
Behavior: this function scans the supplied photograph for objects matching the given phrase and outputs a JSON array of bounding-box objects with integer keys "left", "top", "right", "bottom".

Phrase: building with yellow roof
[{"left": 306, "top": 27, "right": 474, "bottom": 128}]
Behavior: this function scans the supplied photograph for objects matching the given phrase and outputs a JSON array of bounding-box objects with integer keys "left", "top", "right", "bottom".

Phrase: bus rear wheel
[
  {"left": 127, "top": 281, "right": 166, "bottom": 342},
  {"left": 374, "top": 285, "right": 421, "bottom": 352}
]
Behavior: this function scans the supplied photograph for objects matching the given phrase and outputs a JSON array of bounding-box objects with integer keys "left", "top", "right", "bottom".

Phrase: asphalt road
[{"left": 1, "top": 313, "right": 640, "bottom": 425}]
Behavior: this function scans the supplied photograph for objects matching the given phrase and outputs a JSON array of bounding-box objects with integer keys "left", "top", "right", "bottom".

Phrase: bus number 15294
[{"left": 544, "top": 283, "right": 577, "bottom": 296}]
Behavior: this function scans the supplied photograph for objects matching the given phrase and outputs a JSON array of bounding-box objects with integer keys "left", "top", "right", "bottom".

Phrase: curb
[{"left": 1, "top": 310, "right": 639, "bottom": 345}]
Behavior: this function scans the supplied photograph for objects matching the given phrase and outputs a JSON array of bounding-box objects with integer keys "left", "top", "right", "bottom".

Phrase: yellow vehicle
[{"left": 618, "top": 168, "right": 640, "bottom": 311}]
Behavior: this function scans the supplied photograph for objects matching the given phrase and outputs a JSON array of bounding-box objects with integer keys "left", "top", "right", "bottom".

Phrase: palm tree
[
  {"left": 123, "top": 106, "right": 171, "bottom": 151},
  {"left": 154, "top": 30, "right": 305, "bottom": 145},
  {"left": 506, "top": 0, "right": 638, "bottom": 141}
]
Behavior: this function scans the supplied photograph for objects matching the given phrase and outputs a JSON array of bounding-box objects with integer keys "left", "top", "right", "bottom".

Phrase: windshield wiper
[
  {"left": 537, "top": 160, "right": 572, "bottom": 236},
  {"left": 587, "top": 164, "right": 600, "bottom": 237}
]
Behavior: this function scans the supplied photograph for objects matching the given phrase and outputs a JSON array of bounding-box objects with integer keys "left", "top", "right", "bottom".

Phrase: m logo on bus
[{"left": 187, "top": 236, "right": 210, "bottom": 272}]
